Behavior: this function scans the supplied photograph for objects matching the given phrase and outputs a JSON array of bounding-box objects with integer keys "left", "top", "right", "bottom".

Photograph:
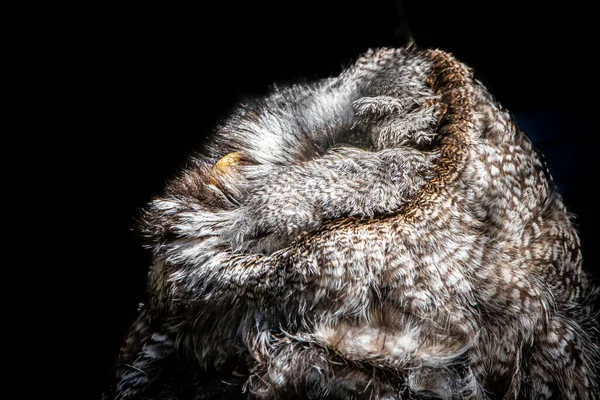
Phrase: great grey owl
[{"left": 104, "top": 46, "right": 599, "bottom": 399}]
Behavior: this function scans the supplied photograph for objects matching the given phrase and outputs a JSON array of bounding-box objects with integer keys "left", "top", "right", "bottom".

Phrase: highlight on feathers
[{"left": 104, "top": 46, "right": 599, "bottom": 400}]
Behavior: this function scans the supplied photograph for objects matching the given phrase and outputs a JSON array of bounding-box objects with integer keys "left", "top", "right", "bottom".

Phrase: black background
[{"left": 80, "top": 1, "right": 597, "bottom": 397}]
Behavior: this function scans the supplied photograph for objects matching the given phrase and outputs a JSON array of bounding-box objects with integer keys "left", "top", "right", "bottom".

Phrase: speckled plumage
[{"left": 105, "top": 47, "right": 599, "bottom": 399}]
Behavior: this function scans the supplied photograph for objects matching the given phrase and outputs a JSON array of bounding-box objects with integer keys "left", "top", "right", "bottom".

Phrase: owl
[{"left": 104, "top": 46, "right": 599, "bottom": 399}]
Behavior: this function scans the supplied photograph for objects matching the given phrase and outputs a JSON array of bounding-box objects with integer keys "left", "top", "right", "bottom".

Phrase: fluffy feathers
[{"left": 105, "top": 47, "right": 599, "bottom": 399}]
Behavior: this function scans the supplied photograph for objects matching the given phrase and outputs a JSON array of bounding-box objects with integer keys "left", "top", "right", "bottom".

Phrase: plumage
[{"left": 104, "top": 46, "right": 599, "bottom": 399}]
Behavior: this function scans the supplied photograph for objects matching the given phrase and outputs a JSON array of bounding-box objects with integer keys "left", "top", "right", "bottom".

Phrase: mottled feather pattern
[{"left": 104, "top": 47, "right": 599, "bottom": 399}]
